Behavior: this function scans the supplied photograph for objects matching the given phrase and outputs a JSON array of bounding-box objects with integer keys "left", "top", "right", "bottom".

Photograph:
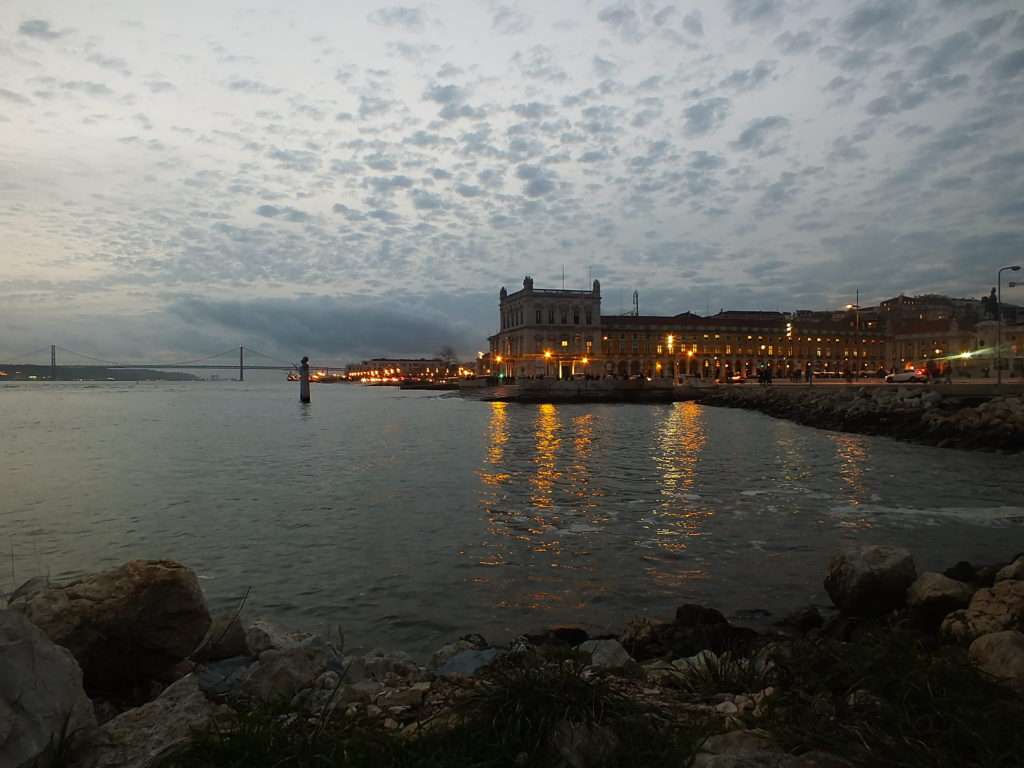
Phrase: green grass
[
  {"left": 762, "top": 630, "right": 1024, "bottom": 768},
  {"left": 164, "top": 648, "right": 709, "bottom": 768},
  {"left": 669, "top": 650, "right": 774, "bottom": 696}
]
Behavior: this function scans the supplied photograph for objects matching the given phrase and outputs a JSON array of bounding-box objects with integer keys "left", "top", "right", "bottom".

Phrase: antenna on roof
[{"left": 561, "top": 264, "right": 565, "bottom": 290}]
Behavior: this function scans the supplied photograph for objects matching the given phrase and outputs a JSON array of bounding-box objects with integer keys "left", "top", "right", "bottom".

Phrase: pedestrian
[{"left": 299, "top": 356, "right": 311, "bottom": 403}]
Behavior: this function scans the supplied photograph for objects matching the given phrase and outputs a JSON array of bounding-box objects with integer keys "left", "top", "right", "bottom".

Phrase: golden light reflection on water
[
  {"left": 831, "top": 433, "right": 868, "bottom": 500},
  {"left": 478, "top": 402, "right": 510, "bottom": 486},
  {"left": 530, "top": 404, "right": 561, "bottom": 511},
  {"left": 651, "top": 402, "right": 711, "bottom": 554},
  {"left": 829, "top": 432, "right": 873, "bottom": 528}
]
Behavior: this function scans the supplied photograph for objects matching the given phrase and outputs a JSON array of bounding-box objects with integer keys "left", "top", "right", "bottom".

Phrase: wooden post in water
[
  {"left": 300, "top": 356, "right": 311, "bottom": 403},
  {"left": 239, "top": 345, "right": 244, "bottom": 382},
  {"left": 50, "top": 344, "right": 56, "bottom": 381}
]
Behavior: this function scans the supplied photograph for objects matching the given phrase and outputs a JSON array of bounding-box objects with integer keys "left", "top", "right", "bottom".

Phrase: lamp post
[{"left": 997, "top": 265, "right": 1021, "bottom": 385}]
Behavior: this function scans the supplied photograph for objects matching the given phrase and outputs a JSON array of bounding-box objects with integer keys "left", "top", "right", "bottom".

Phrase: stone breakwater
[
  {"left": 2, "top": 553, "right": 1023, "bottom": 768},
  {"left": 692, "top": 385, "right": 1024, "bottom": 452}
]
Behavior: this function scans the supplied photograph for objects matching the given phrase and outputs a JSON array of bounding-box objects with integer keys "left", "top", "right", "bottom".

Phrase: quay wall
[{"left": 690, "top": 384, "right": 1024, "bottom": 452}]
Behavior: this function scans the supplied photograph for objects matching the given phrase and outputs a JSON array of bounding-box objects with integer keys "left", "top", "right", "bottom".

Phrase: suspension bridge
[{"left": 0, "top": 345, "right": 342, "bottom": 380}]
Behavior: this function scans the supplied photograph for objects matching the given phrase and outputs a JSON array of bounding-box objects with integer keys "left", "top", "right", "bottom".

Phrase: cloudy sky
[{"left": 2, "top": 0, "right": 1023, "bottom": 362}]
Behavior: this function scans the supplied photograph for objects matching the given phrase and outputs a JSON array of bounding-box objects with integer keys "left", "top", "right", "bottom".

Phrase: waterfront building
[
  {"left": 489, "top": 277, "right": 888, "bottom": 381},
  {"left": 489, "top": 276, "right": 603, "bottom": 379}
]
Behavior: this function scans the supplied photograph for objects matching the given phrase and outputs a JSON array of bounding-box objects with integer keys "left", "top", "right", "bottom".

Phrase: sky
[{"left": 2, "top": 0, "right": 1023, "bottom": 363}]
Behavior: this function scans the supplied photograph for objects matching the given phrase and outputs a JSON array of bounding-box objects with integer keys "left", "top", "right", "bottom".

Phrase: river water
[{"left": 2, "top": 373, "right": 1021, "bottom": 656}]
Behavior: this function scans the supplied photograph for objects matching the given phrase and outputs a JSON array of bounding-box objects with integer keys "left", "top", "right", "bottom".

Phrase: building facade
[
  {"left": 489, "top": 277, "right": 889, "bottom": 380},
  {"left": 489, "top": 276, "right": 603, "bottom": 379}
]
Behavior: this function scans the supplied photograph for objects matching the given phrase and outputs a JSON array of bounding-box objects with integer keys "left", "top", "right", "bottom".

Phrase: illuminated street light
[{"left": 997, "top": 265, "right": 1021, "bottom": 385}]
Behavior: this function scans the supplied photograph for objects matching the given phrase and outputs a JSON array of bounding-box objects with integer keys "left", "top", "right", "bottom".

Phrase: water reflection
[
  {"left": 530, "top": 404, "right": 561, "bottom": 510},
  {"left": 650, "top": 402, "right": 711, "bottom": 553},
  {"left": 478, "top": 402, "right": 510, "bottom": 486},
  {"left": 829, "top": 432, "right": 872, "bottom": 529}
]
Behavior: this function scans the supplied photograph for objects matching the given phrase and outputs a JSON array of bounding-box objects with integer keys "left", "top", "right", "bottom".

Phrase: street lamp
[{"left": 997, "top": 265, "right": 1021, "bottom": 385}]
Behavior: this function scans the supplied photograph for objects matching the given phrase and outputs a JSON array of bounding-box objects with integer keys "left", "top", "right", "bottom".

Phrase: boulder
[
  {"left": 69, "top": 674, "right": 221, "bottom": 768},
  {"left": 693, "top": 730, "right": 852, "bottom": 767},
  {"left": 995, "top": 557, "right": 1024, "bottom": 583},
  {"left": 824, "top": 546, "right": 916, "bottom": 615},
  {"left": 196, "top": 656, "right": 256, "bottom": 698},
  {"left": 968, "top": 630, "right": 1024, "bottom": 689},
  {"left": 549, "top": 721, "right": 618, "bottom": 768},
  {"left": 940, "top": 579, "right": 1024, "bottom": 644},
  {"left": 906, "top": 572, "right": 973, "bottom": 628},
  {"left": 777, "top": 606, "right": 824, "bottom": 634},
  {"left": 579, "top": 639, "right": 633, "bottom": 669},
  {"left": 240, "top": 646, "right": 328, "bottom": 703},
  {"left": 626, "top": 606, "right": 760, "bottom": 662},
  {"left": 9, "top": 560, "right": 210, "bottom": 697},
  {"left": 0, "top": 610, "right": 97, "bottom": 768},
  {"left": 245, "top": 618, "right": 312, "bottom": 655},
  {"left": 192, "top": 611, "right": 249, "bottom": 662},
  {"left": 436, "top": 648, "right": 499, "bottom": 677}
]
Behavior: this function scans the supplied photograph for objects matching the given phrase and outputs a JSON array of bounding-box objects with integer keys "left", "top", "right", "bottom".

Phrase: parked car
[{"left": 885, "top": 369, "right": 928, "bottom": 383}]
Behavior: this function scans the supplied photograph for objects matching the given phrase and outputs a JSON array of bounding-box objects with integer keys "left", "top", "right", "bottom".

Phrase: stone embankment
[
  {"left": 3, "top": 554, "right": 1023, "bottom": 767},
  {"left": 692, "top": 385, "right": 1024, "bottom": 451}
]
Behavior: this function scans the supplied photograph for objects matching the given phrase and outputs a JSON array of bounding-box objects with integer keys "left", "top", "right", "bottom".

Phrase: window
[
  {"left": 725, "top": 345, "right": 732, "bottom": 355},
  {"left": 586, "top": 339, "right": 593, "bottom": 354},
  {"left": 536, "top": 308, "right": 542, "bottom": 324},
  {"left": 656, "top": 344, "right": 663, "bottom": 354},
  {"left": 585, "top": 309, "right": 592, "bottom": 325},
  {"left": 561, "top": 337, "right": 569, "bottom": 348},
  {"left": 549, "top": 308, "right": 555, "bottom": 324},
  {"left": 573, "top": 307, "right": 580, "bottom": 324},
  {"left": 561, "top": 308, "right": 568, "bottom": 324}
]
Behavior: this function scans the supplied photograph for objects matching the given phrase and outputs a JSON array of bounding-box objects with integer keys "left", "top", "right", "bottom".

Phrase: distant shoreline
[{"left": 0, "top": 364, "right": 201, "bottom": 382}]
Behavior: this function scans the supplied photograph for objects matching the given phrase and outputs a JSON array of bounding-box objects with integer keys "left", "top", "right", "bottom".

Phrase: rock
[
  {"left": 347, "top": 650, "right": 421, "bottom": 683},
  {"left": 436, "top": 648, "right": 499, "bottom": 677},
  {"left": 524, "top": 626, "right": 590, "bottom": 647},
  {"left": 969, "top": 630, "right": 1024, "bottom": 689},
  {"left": 777, "top": 606, "right": 824, "bottom": 634},
  {"left": 944, "top": 561, "right": 977, "bottom": 584},
  {"left": 192, "top": 611, "right": 249, "bottom": 662},
  {"left": 549, "top": 721, "right": 619, "bottom": 768},
  {"left": 579, "top": 639, "right": 633, "bottom": 669},
  {"left": 244, "top": 618, "right": 313, "bottom": 655},
  {"left": 342, "top": 680, "right": 384, "bottom": 704},
  {"left": 677, "top": 604, "right": 728, "bottom": 627},
  {"left": 0, "top": 610, "right": 97, "bottom": 768},
  {"left": 996, "top": 557, "right": 1024, "bottom": 583},
  {"left": 240, "top": 646, "right": 327, "bottom": 702},
  {"left": 693, "top": 729, "right": 852, "bottom": 767},
  {"left": 940, "top": 580, "right": 1024, "bottom": 644},
  {"left": 70, "top": 674, "right": 220, "bottom": 768},
  {"left": 627, "top": 606, "right": 760, "bottom": 661},
  {"left": 431, "top": 638, "right": 484, "bottom": 670},
  {"left": 824, "top": 546, "right": 916, "bottom": 615},
  {"left": 906, "top": 572, "right": 973, "bottom": 629},
  {"left": 382, "top": 682, "right": 431, "bottom": 708},
  {"left": 196, "top": 656, "right": 256, "bottom": 698},
  {"left": 9, "top": 560, "right": 211, "bottom": 697}
]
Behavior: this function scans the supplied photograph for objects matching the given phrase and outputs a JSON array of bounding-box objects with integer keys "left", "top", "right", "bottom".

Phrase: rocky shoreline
[
  {"left": 3, "top": 551, "right": 1023, "bottom": 768},
  {"left": 692, "top": 386, "right": 1024, "bottom": 452}
]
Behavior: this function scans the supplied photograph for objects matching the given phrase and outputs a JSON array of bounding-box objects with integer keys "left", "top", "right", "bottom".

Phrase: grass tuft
[
  {"left": 165, "top": 647, "right": 707, "bottom": 768},
  {"left": 763, "top": 630, "right": 1024, "bottom": 768}
]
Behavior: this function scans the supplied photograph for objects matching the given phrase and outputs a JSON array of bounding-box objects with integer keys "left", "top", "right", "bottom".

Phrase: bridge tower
[
  {"left": 239, "top": 345, "right": 244, "bottom": 382},
  {"left": 50, "top": 344, "right": 56, "bottom": 380}
]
